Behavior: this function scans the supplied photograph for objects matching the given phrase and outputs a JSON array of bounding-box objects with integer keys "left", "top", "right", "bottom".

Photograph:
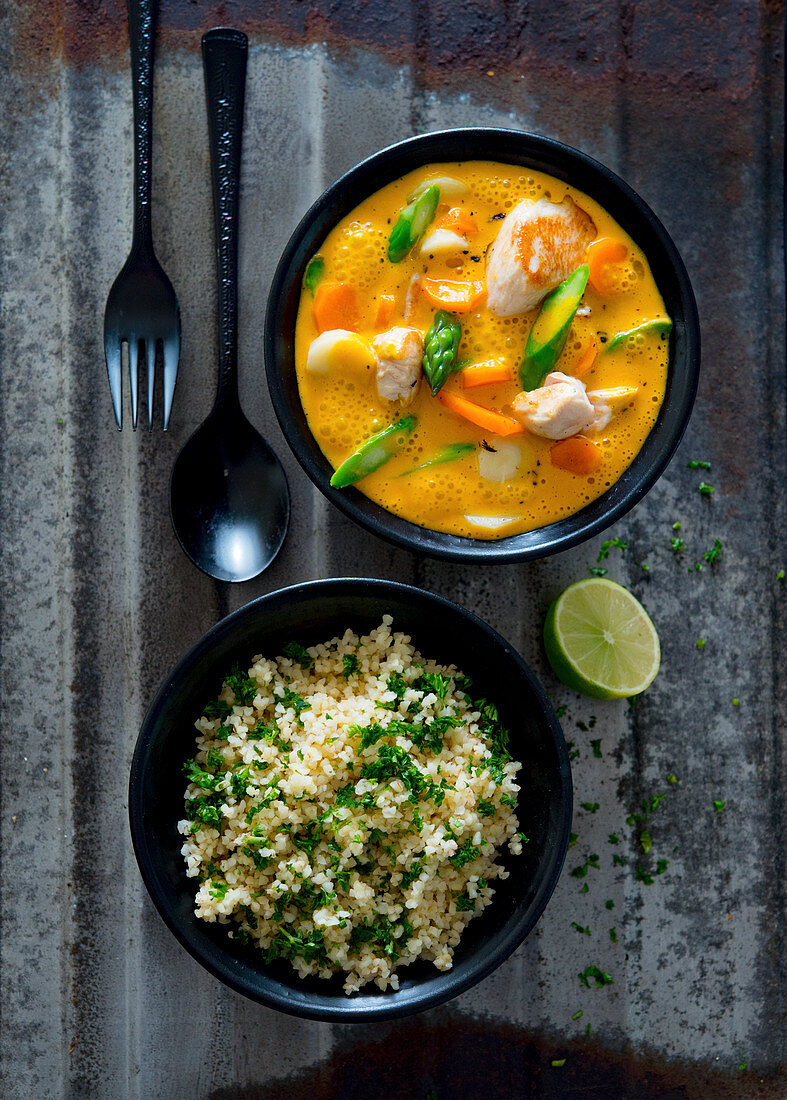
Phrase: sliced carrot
[
  {"left": 586, "top": 237, "right": 628, "bottom": 296},
  {"left": 550, "top": 436, "right": 602, "bottom": 475},
  {"left": 573, "top": 344, "right": 598, "bottom": 378},
  {"left": 460, "top": 360, "right": 513, "bottom": 389},
  {"left": 437, "top": 390, "right": 524, "bottom": 436},
  {"left": 374, "top": 293, "right": 396, "bottom": 328},
  {"left": 313, "top": 282, "right": 358, "bottom": 333},
  {"left": 438, "top": 207, "right": 478, "bottom": 238},
  {"left": 421, "top": 277, "right": 485, "bottom": 313}
]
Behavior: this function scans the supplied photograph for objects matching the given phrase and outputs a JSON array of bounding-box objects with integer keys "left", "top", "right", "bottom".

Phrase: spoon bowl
[
  {"left": 169, "top": 28, "right": 290, "bottom": 582},
  {"left": 170, "top": 410, "right": 289, "bottom": 582}
]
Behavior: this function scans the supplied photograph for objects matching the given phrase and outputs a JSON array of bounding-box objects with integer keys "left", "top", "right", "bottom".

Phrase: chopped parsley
[
  {"left": 450, "top": 840, "right": 481, "bottom": 868},
  {"left": 183, "top": 758, "right": 221, "bottom": 791},
  {"left": 696, "top": 638, "right": 706, "bottom": 650},
  {"left": 204, "top": 698, "right": 232, "bottom": 720},
  {"left": 578, "top": 965, "right": 613, "bottom": 988},
  {"left": 477, "top": 799, "right": 496, "bottom": 818},
  {"left": 687, "top": 459, "right": 711, "bottom": 469},
  {"left": 454, "top": 892, "right": 476, "bottom": 912},
  {"left": 671, "top": 536, "right": 685, "bottom": 552},
  {"left": 581, "top": 802, "right": 600, "bottom": 813},
  {"left": 703, "top": 538, "right": 723, "bottom": 565},
  {"left": 590, "top": 739, "right": 603, "bottom": 758},
  {"left": 225, "top": 665, "right": 257, "bottom": 706},
  {"left": 400, "top": 858, "right": 425, "bottom": 889},
  {"left": 713, "top": 799, "right": 726, "bottom": 813},
  {"left": 605, "top": 899, "right": 614, "bottom": 910},
  {"left": 588, "top": 566, "right": 608, "bottom": 577},
  {"left": 279, "top": 687, "right": 310, "bottom": 725},
  {"left": 265, "top": 926, "right": 328, "bottom": 967},
  {"left": 597, "top": 536, "right": 627, "bottom": 561},
  {"left": 361, "top": 744, "right": 430, "bottom": 803},
  {"left": 698, "top": 481, "right": 715, "bottom": 495},
  {"left": 609, "top": 927, "right": 618, "bottom": 943},
  {"left": 608, "top": 833, "right": 619, "bottom": 845},
  {"left": 281, "top": 641, "right": 314, "bottom": 669},
  {"left": 571, "top": 922, "right": 591, "bottom": 936},
  {"left": 342, "top": 653, "right": 359, "bottom": 678},
  {"left": 414, "top": 672, "right": 450, "bottom": 702}
]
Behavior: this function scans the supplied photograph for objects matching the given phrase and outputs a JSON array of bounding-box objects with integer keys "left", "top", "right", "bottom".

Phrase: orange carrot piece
[
  {"left": 550, "top": 436, "right": 602, "bottom": 475},
  {"left": 421, "top": 277, "right": 485, "bottom": 313},
  {"left": 374, "top": 294, "right": 396, "bottom": 327},
  {"left": 313, "top": 282, "right": 359, "bottom": 333},
  {"left": 439, "top": 207, "right": 478, "bottom": 237},
  {"left": 573, "top": 344, "right": 598, "bottom": 378},
  {"left": 460, "top": 360, "right": 513, "bottom": 389},
  {"left": 586, "top": 237, "right": 628, "bottom": 296},
  {"left": 437, "top": 390, "right": 524, "bottom": 436}
]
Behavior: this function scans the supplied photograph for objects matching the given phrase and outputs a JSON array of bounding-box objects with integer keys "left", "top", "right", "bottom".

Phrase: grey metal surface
[{"left": 1, "top": 1, "right": 784, "bottom": 1096}]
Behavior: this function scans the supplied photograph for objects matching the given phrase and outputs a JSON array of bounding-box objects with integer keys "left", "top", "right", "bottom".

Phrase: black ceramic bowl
[
  {"left": 265, "top": 127, "right": 700, "bottom": 562},
  {"left": 129, "top": 578, "right": 571, "bottom": 1020}
]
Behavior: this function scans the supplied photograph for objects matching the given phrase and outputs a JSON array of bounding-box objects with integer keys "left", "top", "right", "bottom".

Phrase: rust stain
[
  {"left": 9, "top": 0, "right": 783, "bottom": 104},
  {"left": 206, "top": 1014, "right": 786, "bottom": 1100}
]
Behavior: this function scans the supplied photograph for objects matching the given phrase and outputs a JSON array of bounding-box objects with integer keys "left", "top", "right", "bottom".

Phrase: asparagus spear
[
  {"left": 303, "top": 256, "right": 324, "bottom": 295},
  {"left": 519, "top": 265, "right": 589, "bottom": 390},
  {"left": 388, "top": 186, "right": 440, "bottom": 263},
  {"left": 423, "top": 310, "right": 462, "bottom": 395},
  {"left": 329, "top": 417, "right": 417, "bottom": 488},
  {"left": 398, "top": 442, "right": 476, "bottom": 476},
  {"left": 604, "top": 317, "right": 672, "bottom": 353}
]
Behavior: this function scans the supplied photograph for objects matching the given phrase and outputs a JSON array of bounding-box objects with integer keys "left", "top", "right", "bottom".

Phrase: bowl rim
[
  {"left": 264, "top": 126, "right": 701, "bottom": 563},
  {"left": 128, "top": 576, "right": 573, "bottom": 1020}
]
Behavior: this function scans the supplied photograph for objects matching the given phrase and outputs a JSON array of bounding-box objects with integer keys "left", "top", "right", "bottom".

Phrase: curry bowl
[
  {"left": 265, "top": 128, "right": 700, "bottom": 562},
  {"left": 129, "top": 578, "right": 571, "bottom": 1021}
]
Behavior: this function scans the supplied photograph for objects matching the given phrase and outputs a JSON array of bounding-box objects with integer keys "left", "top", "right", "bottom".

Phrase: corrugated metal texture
[{"left": 0, "top": 1, "right": 784, "bottom": 1096}]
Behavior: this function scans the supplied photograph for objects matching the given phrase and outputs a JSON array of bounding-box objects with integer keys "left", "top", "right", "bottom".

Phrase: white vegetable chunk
[
  {"left": 477, "top": 438, "right": 522, "bottom": 483},
  {"left": 464, "top": 514, "right": 523, "bottom": 531},
  {"left": 512, "top": 371, "right": 596, "bottom": 439},
  {"left": 306, "top": 329, "right": 373, "bottom": 375},
  {"left": 373, "top": 326, "right": 424, "bottom": 404},
  {"left": 486, "top": 196, "right": 596, "bottom": 317},
  {"left": 586, "top": 386, "right": 639, "bottom": 433},
  {"left": 409, "top": 176, "right": 468, "bottom": 200},
  {"left": 420, "top": 227, "right": 468, "bottom": 255}
]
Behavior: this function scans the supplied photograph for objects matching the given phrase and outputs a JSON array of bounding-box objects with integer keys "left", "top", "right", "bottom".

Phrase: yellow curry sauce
[{"left": 294, "top": 161, "right": 669, "bottom": 539}]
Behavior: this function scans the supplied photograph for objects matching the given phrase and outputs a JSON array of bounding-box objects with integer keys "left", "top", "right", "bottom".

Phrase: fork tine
[
  {"left": 162, "top": 333, "right": 180, "bottom": 430},
  {"left": 129, "top": 339, "right": 140, "bottom": 431},
  {"left": 146, "top": 339, "right": 157, "bottom": 430},
  {"left": 105, "top": 336, "right": 123, "bottom": 431}
]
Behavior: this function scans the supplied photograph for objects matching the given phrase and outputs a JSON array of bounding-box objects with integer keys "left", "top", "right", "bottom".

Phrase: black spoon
[{"left": 170, "top": 28, "right": 290, "bottom": 582}]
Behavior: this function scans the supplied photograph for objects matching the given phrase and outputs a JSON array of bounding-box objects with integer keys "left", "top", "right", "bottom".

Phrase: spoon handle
[{"left": 202, "top": 28, "right": 248, "bottom": 412}]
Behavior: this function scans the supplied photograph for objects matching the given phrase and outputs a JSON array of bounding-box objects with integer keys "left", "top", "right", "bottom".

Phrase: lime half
[{"left": 544, "top": 579, "right": 660, "bottom": 699}]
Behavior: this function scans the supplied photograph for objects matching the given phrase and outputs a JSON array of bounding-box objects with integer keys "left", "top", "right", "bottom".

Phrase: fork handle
[
  {"left": 128, "top": 0, "right": 158, "bottom": 247},
  {"left": 203, "top": 28, "right": 248, "bottom": 412}
]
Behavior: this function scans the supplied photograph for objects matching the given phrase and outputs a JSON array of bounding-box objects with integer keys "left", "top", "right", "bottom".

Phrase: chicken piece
[
  {"left": 486, "top": 197, "right": 596, "bottom": 317},
  {"left": 373, "top": 326, "right": 423, "bottom": 404},
  {"left": 511, "top": 371, "right": 596, "bottom": 440}
]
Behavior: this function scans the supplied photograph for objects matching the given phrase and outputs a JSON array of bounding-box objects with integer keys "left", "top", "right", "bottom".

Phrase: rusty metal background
[{"left": 1, "top": 1, "right": 785, "bottom": 1097}]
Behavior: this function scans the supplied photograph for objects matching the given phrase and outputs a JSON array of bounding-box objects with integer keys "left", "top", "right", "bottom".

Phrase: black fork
[{"left": 103, "top": 0, "right": 180, "bottom": 430}]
